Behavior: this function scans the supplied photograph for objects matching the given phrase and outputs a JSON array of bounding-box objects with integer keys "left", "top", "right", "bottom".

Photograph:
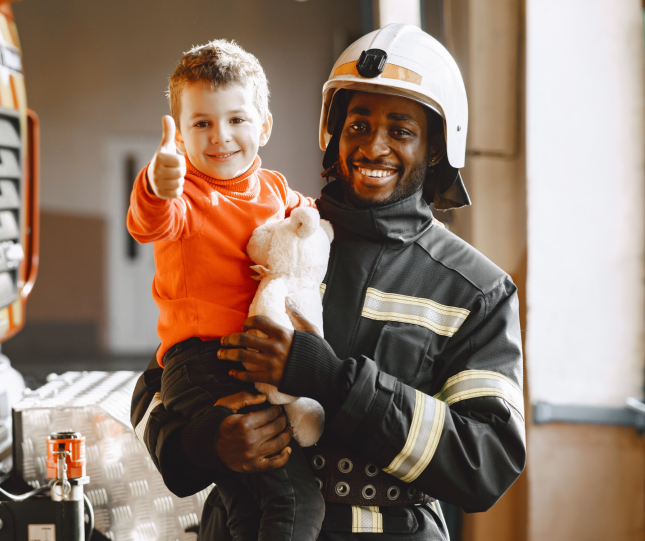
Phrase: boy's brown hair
[{"left": 168, "top": 39, "right": 270, "bottom": 129}]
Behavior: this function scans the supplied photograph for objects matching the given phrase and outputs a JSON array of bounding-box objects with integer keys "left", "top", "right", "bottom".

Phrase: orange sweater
[{"left": 127, "top": 156, "right": 315, "bottom": 365}]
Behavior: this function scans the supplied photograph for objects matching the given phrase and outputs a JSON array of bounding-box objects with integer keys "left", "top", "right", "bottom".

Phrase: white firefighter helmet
[{"left": 320, "top": 24, "right": 470, "bottom": 209}]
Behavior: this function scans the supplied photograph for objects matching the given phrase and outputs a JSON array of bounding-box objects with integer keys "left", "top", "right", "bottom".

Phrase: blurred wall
[
  {"left": 5, "top": 0, "right": 361, "bottom": 362},
  {"left": 527, "top": 0, "right": 645, "bottom": 409},
  {"left": 526, "top": 0, "right": 645, "bottom": 539}
]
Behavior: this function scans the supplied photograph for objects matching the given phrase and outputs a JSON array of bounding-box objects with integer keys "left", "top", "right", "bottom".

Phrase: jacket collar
[{"left": 317, "top": 180, "right": 435, "bottom": 245}]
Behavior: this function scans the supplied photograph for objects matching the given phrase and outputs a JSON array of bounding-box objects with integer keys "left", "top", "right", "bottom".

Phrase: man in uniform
[{"left": 131, "top": 24, "right": 526, "bottom": 539}]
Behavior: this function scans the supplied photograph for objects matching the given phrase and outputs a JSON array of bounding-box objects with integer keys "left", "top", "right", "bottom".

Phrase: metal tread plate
[{"left": 13, "top": 371, "right": 210, "bottom": 541}]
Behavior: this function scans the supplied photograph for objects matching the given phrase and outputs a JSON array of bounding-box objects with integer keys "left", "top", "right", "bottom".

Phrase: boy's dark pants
[{"left": 160, "top": 337, "right": 324, "bottom": 541}]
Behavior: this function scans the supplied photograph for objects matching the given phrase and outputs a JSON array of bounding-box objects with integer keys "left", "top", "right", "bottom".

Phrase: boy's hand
[
  {"left": 148, "top": 115, "right": 186, "bottom": 200},
  {"left": 215, "top": 392, "right": 267, "bottom": 413}
]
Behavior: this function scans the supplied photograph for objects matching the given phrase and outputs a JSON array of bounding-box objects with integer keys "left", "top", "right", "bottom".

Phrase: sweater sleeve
[
  {"left": 285, "top": 188, "right": 317, "bottom": 215},
  {"left": 126, "top": 163, "right": 203, "bottom": 243},
  {"left": 280, "top": 279, "right": 526, "bottom": 512}
]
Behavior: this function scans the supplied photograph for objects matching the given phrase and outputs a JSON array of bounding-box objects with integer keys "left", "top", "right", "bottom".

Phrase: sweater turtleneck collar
[
  {"left": 185, "top": 155, "right": 261, "bottom": 200},
  {"left": 317, "top": 180, "right": 435, "bottom": 245}
]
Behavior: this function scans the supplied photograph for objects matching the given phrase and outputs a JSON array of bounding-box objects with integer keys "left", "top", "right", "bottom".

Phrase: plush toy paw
[{"left": 284, "top": 397, "right": 325, "bottom": 447}]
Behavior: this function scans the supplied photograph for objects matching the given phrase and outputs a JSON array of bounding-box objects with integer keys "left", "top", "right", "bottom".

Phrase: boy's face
[{"left": 175, "top": 82, "right": 272, "bottom": 180}]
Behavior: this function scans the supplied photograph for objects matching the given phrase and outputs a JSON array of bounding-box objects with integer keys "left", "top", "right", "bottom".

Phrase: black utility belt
[{"left": 303, "top": 446, "right": 434, "bottom": 507}]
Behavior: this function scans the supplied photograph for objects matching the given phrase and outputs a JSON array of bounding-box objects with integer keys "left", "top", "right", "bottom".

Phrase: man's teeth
[{"left": 357, "top": 167, "right": 394, "bottom": 178}]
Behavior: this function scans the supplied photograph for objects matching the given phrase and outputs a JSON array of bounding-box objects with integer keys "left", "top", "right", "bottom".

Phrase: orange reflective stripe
[
  {"left": 334, "top": 61, "right": 360, "bottom": 77},
  {"left": 333, "top": 61, "right": 422, "bottom": 85},
  {"left": 381, "top": 63, "right": 422, "bottom": 84}
]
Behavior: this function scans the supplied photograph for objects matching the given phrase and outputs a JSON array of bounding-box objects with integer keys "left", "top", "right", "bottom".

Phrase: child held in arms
[{"left": 127, "top": 40, "right": 324, "bottom": 540}]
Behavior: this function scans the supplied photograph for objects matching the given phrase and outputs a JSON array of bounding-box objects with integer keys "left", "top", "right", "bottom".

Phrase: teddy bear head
[{"left": 247, "top": 207, "right": 333, "bottom": 282}]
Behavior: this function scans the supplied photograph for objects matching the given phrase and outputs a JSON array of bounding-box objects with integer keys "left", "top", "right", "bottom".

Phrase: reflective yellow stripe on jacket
[
  {"left": 351, "top": 506, "right": 383, "bottom": 533},
  {"left": 383, "top": 370, "right": 523, "bottom": 483},
  {"left": 434, "top": 370, "right": 524, "bottom": 418},
  {"left": 383, "top": 390, "right": 446, "bottom": 483},
  {"left": 361, "top": 287, "right": 470, "bottom": 337}
]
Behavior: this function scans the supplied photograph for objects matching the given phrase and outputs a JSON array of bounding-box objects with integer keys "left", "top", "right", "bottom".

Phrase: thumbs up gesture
[{"left": 147, "top": 116, "right": 186, "bottom": 200}]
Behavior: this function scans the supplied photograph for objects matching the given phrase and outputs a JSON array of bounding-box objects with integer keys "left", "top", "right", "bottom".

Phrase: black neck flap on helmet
[{"left": 321, "top": 89, "right": 471, "bottom": 211}]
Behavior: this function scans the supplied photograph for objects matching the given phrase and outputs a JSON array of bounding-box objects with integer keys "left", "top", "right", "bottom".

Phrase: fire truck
[{"left": 0, "top": 0, "right": 39, "bottom": 479}]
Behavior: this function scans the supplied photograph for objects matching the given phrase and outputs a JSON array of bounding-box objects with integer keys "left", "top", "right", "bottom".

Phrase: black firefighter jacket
[{"left": 130, "top": 180, "right": 526, "bottom": 539}]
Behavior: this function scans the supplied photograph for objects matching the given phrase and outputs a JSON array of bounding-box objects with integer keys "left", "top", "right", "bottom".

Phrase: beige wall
[
  {"left": 529, "top": 424, "right": 645, "bottom": 540},
  {"left": 448, "top": 0, "right": 526, "bottom": 275},
  {"left": 26, "top": 212, "right": 104, "bottom": 322}
]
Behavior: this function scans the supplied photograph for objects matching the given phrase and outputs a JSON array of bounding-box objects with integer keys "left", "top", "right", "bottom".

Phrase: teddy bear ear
[
  {"left": 290, "top": 207, "right": 320, "bottom": 238},
  {"left": 320, "top": 220, "right": 334, "bottom": 243}
]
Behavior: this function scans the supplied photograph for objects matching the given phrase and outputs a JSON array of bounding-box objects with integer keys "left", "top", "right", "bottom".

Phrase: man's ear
[
  {"left": 259, "top": 113, "right": 273, "bottom": 147},
  {"left": 429, "top": 133, "right": 447, "bottom": 166},
  {"left": 175, "top": 125, "right": 186, "bottom": 154}
]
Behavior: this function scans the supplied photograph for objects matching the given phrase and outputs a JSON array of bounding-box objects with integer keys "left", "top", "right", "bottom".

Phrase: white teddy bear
[{"left": 246, "top": 206, "right": 333, "bottom": 447}]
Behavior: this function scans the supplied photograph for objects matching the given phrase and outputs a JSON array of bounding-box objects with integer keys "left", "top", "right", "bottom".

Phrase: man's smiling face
[{"left": 337, "top": 91, "right": 436, "bottom": 209}]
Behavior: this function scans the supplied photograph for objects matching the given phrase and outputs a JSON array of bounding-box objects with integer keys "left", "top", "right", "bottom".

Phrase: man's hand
[
  {"left": 220, "top": 301, "right": 321, "bottom": 387},
  {"left": 215, "top": 402, "right": 293, "bottom": 473},
  {"left": 147, "top": 115, "right": 186, "bottom": 200}
]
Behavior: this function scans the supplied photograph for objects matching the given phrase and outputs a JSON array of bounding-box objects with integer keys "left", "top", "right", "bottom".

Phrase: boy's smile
[{"left": 175, "top": 82, "right": 272, "bottom": 180}]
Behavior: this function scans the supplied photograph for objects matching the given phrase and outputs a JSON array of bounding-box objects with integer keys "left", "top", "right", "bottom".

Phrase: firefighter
[{"left": 131, "top": 24, "right": 525, "bottom": 539}]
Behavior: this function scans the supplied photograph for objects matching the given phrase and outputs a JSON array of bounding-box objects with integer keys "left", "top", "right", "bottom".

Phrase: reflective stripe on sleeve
[
  {"left": 319, "top": 283, "right": 326, "bottom": 300},
  {"left": 134, "top": 392, "right": 162, "bottom": 445},
  {"left": 383, "top": 390, "right": 446, "bottom": 483},
  {"left": 351, "top": 506, "right": 383, "bottom": 533},
  {"left": 361, "top": 287, "right": 470, "bottom": 337},
  {"left": 434, "top": 370, "right": 524, "bottom": 418}
]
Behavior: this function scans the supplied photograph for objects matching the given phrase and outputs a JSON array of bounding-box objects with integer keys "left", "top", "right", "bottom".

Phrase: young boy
[{"left": 127, "top": 40, "right": 324, "bottom": 540}]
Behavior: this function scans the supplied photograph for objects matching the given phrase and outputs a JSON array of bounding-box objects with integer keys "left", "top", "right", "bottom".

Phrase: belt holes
[
  {"left": 365, "top": 463, "right": 379, "bottom": 477},
  {"left": 407, "top": 487, "right": 417, "bottom": 499},
  {"left": 338, "top": 458, "right": 353, "bottom": 473},
  {"left": 387, "top": 486, "right": 400, "bottom": 500},
  {"left": 362, "top": 485, "right": 376, "bottom": 500},
  {"left": 335, "top": 481, "right": 350, "bottom": 497},
  {"left": 312, "top": 455, "right": 326, "bottom": 470},
  {"left": 315, "top": 477, "right": 323, "bottom": 491}
]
